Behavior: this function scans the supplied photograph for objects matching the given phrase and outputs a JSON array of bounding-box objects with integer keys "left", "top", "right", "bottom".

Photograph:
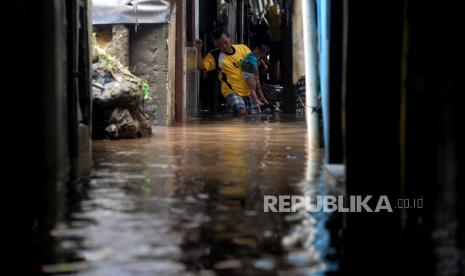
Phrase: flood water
[{"left": 45, "top": 114, "right": 339, "bottom": 275}]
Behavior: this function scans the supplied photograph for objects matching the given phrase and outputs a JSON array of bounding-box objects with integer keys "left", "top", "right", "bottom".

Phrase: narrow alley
[{"left": 12, "top": 0, "right": 464, "bottom": 275}]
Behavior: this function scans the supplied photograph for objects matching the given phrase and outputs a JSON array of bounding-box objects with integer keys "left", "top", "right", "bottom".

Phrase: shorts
[
  {"left": 242, "top": 71, "right": 255, "bottom": 80},
  {"left": 225, "top": 92, "right": 261, "bottom": 114}
]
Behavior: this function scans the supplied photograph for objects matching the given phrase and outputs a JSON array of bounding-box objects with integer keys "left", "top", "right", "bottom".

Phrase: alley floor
[{"left": 49, "top": 114, "right": 339, "bottom": 275}]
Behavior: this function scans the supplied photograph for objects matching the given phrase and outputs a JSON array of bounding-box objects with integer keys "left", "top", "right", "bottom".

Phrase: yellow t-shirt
[{"left": 202, "top": 44, "right": 251, "bottom": 97}]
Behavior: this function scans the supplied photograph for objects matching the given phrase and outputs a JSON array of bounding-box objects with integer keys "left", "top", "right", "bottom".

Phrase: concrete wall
[
  {"left": 111, "top": 25, "right": 130, "bottom": 67},
  {"left": 94, "top": 25, "right": 130, "bottom": 67},
  {"left": 94, "top": 25, "right": 112, "bottom": 48},
  {"left": 167, "top": 3, "right": 177, "bottom": 125},
  {"left": 130, "top": 24, "right": 170, "bottom": 125},
  {"left": 292, "top": 0, "right": 305, "bottom": 84}
]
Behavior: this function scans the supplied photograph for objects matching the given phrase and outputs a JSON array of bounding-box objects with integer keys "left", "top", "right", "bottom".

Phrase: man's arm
[
  {"left": 260, "top": 58, "right": 269, "bottom": 71},
  {"left": 252, "top": 66, "right": 261, "bottom": 87},
  {"left": 253, "top": 65, "right": 269, "bottom": 104}
]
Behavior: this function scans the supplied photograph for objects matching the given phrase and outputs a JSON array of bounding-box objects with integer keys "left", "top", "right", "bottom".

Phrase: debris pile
[{"left": 92, "top": 43, "right": 152, "bottom": 139}]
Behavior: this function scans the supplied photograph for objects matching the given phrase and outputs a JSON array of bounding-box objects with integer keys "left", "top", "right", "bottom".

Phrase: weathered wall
[
  {"left": 93, "top": 24, "right": 129, "bottom": 67},
  {"left": 130, "top": 24, "right": 169, "bottom": 125},
  {"left": 167, "top": 3, "right": 177, "bottom": 125},
  {"left": 292, "top": 0, "right": 305, "bottom": 84},
  {"left": 111, "top": 25, "right": 130, "bottom": 67},
  {"left": 94, "top": 25, "right": 112, "bottom": 48}
]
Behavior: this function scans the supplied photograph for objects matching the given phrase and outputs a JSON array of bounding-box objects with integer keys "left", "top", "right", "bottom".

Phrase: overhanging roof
[{"left": 92, "top": 0, "right": 170, "bottom": 25}]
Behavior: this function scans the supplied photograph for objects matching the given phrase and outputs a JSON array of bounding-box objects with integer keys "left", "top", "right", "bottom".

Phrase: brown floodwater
[{"left": 46, "top": 114, "right": 339, "bottom": 275}]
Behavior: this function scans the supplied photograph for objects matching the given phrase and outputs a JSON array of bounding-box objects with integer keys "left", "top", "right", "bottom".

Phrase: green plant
[{"left": 138, "top": 81, "right": 150, "bottom": 100}]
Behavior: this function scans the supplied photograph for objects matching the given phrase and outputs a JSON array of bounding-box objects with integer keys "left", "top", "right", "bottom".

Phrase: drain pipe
[
  {"left": 302, "top": 0, "right": 320, "bottom": 148},
  {"left": 317, "top": 0, "right": 330, "bottom": 162}
]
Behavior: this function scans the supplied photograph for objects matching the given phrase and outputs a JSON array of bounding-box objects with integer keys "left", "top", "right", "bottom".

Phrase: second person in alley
[
  {"left": 196, "top": 29, "right": 263, "bottom": 115},
  {"left": 241, "top": 44, "right": 270, "bottom": 107}
]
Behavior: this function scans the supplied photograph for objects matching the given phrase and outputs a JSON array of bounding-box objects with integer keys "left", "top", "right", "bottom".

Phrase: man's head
[
  {"left": 254, "top": 44, "right": 270, "bottom": 59},
  {"left": 210, "top": 29, "right": 233, "bottom": 54}
]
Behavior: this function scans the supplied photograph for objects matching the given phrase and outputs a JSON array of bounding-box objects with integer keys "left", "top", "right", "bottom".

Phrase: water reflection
[
  {"left": 280, "top": 144, "right": 339, "bottom": 276},
  {"left": 45, "top": 114, "right": 338, "bottom": 275}
]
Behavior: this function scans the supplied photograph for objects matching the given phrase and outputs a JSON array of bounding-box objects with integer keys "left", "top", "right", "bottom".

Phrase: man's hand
[
  {"left": 257, "top": 86, "right": 269, "bottom": 105},
  {"left": 259, "top": 95, "right": 269, "bottom": 105},
  {"left": 253, "top": 97, "right": 265, "bottom": 106}
]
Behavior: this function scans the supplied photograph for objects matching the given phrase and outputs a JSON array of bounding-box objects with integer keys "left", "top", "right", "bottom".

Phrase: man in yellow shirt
[{"left": 196, "top": 30, "right": 261, "bottom": 115}]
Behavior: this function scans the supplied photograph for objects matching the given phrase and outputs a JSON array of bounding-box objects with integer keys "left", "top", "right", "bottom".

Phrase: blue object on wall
[{"left": 317, "top": 0, "right": 330, "bottom": 163}]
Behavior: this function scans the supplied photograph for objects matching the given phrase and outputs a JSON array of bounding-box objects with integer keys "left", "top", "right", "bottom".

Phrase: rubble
[{"left": 91, "top": 42, "right": 152, "bottom": 139}]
